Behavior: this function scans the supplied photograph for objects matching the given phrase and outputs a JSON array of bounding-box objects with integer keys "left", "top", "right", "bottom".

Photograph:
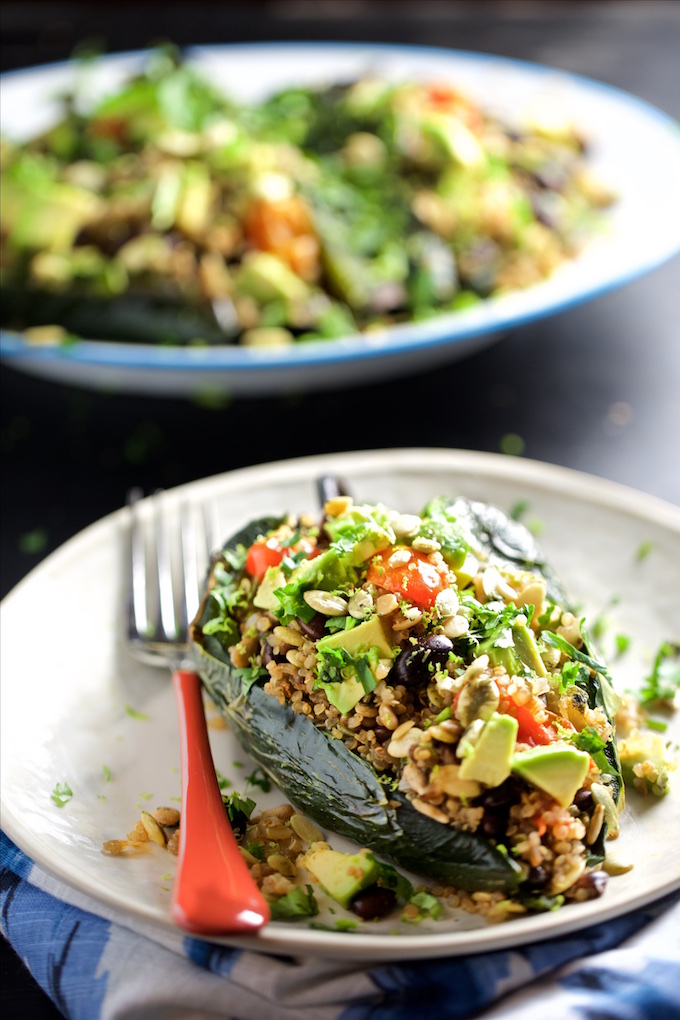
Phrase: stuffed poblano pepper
[{"left": 190, "top": 494, "right": 623, "bottom": 906}]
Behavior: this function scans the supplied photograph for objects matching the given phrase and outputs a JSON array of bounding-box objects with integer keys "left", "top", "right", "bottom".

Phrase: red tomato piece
[
  {"left": 512, "top": 703, "right": 557, "bottom": 746},
  {"left": 246, "top": 538, "right": 285, "bottom": 580},
  {"left": 366, "top": 546, "right": 448, "bottom": 609},
  {"left": 246, "top": 536, "right": 320, "bottom": 581}
]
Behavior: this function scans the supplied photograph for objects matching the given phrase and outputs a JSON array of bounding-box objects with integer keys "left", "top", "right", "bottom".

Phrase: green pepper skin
[{"left": 190, "top": 501, "right": 622, "bottom": 890}]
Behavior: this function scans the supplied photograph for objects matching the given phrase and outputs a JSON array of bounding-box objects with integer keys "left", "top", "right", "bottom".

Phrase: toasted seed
[
  {"left": 391, "top": 514, "right": 421, "bottom": 539},
  {"left": 376, "top": 593, "right": 399, "bottom": 616},
  {"left": 441, "top": 615, "right": 469, "bottom": 639},
  {"left": 267, "top": 853, "right": 297, "bottom": 877},
  {"left": 411, "top": 798, "right": 450, "bottom": 824},
  {"left": 602, "top": 856, "right": 635, "bottom": 876},
  {"left": 348, "top": 589, "right": 374, "bottom": 619},
  {"left": 273, "top": 625, "right": 304, "bottom": 647},
  {"left": 152, "top": 807, "right": 180, "bottom": 827},
  {"left": 388, "top": 548, "right": 412, "bottom": 568},
  {"left": 265, "top": 824, "right": 292, "bottom": 841},
  {"left": 435, "top": 589, "right": 459, "bottom": 616},
  {"left": 103, "top": 839, "right": 127, "bottom": 856},
  {"left": 412, "top": 537, "right": 440, "bottom": 553},
  {"left": 290, "top": 814, "right": 324, "bottom": 844},
  {"left": 378, "top": 703, "right": 399, "bottom": 730},
  {"left": 141, "top": 811, "right": 167, "bottom": 847},
  {"left": 303, "top": 590, "right": 348, "bottom": 616},
  {"left": 586, "top": 803, "right": 606, "bottom": 845},
  {"left": 239, "top": 846, "right": 259, "bottom": 866},
  {"left": 387, "top": 726, "right": 425, "bottom": 759},
  {"left": 392, "top": 719, "right": 416, "bottom": 741}
]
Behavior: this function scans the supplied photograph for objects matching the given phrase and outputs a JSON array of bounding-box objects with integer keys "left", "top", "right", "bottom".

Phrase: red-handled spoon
[{"left": 171, "top": 669, "right": 271, "bottom": 934}]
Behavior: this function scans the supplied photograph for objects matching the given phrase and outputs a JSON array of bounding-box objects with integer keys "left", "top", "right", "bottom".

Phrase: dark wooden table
[{"left": 2, "top": 2, "right": 679, "bottom": 1016}]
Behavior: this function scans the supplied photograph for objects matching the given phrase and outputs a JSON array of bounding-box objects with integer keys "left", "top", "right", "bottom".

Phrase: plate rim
[
  {"left": 2, "top": 448, "right": 679, "bottom": 959},
  {"left": 2, "top": 41, "right": 680, "bottom": 376}
]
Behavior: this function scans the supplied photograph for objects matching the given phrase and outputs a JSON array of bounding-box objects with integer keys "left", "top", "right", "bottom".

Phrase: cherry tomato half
[{"left": 366, "top": 546, "right": 449, "bottom": 609}]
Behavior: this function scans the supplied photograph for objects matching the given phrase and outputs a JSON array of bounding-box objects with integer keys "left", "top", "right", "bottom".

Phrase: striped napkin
[{"left": 2, "top": 832, "right": 679, "bottom": 1020}]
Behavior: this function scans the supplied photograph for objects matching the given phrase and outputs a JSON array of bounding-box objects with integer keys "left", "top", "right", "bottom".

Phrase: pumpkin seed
[
  {"left": 348, "top": 589, "right": 374, "bottom": 619},
  {"left": 303, "top": 590, "right": 348, "bottom": 616},
  {"left": 267, "top": 853, "right": 297, "bottom": 877},
  {"left": 290, "top": 814, "right": 323, "bottom": 844},
  {"left": 152, "top": 806, "right": 180, "bottom": 827},
  {"left": 140, "top": 810, "right": 167, "bottom": 847},
  {"left": 391, "top": 514, "right": 421, "bottom": 539}
]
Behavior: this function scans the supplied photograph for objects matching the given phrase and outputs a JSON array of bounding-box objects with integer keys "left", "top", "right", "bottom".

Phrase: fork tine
[
  {"left": 155, "top": 491, "right": 179, "bottom": 641},
  {"left": 180, "top": 502, "right": 199, "bottom": 630},
  {"left": 128, "top": 487, "right": 149, "bottom": 639}
]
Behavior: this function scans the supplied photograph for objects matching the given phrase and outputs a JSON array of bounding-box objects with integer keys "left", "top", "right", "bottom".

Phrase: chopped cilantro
[
  {"left": 639, "top": 642, "right": 680, "bottom": 705},
  {"left": 509, "top": 499, "right": 530, "bottom": 521},
  {"left": 124, "top": 704, "right": 149, "bottom": 721},
  {"left": 558, "top": 660, "right": 591, "bottom": 694},
  {"left": 245, "top": 767, "right": 271, "bottom": 793},
  {"left": 222, "top": 791, "right": 256, "bottom": 833},
  {"left": 233, "top": 664, "right": 268, "bottom": 695},
  {"left": 334, "top": 919, "right": 360, "bottom": 931},
  {"left": 615, "top": 634, "right": 631, "bottom": 657},
  {"left": 102, "top": 765, "right": 111, "bottom": 782},
  {"left": 269, "top": 885, "right": 318, "bottom": 920},
  {"left": 527, "top": 518, "right": 545, "bottom": 536},
  {"left": 222, "top": 544, "right": 247, "bottom": 572},
  {"left": 273, "top": 581, "right": 316, "bottom": 625},
  {"left": 51, "top": 782, "right": 73, "bottom": 807},
  {"left": 408, "top": 891, "right": 442, "bottom": 920},
  {"left": 636, "top": 540, "right": 654, "bottom": 561},
  {"left": 138, "top": 792, "right": 153, "bottom": 800},
  {"left": 246, "top": 841, "right": 266, "bottom": 861},
  {"left": 316, "top": 644, "right": 377, "bottom": 694},
  {"left": 572, "top": 726, "right": 606, "bottom": 754},
  {"left": 215, "top": 770, "right": 232, "bottom": 791},
  {"left": 324, "top": 616, "right": 358, "bottom": 633},
  {"left": 232, "top": 760, "right": 243, "bottom": 768}
]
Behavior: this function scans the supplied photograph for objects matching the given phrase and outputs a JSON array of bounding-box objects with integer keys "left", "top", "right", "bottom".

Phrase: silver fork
[{"left": 126, "top": 488, "right": 270, "bottom": 934}]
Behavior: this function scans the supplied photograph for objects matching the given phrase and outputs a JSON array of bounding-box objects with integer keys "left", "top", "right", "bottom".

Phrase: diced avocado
[
  {"left": 318, "top": 615, "right": 393, "bottom": 661},
  {"left": 288, "top": 547, "right": 357, "bottom": 595},
  {"left": 176, "top": 161, "right": 213, "bottom": 236},
  {"left": 512, "top": 743, "right": 590, "bottom": 808},
  {"left": 458, "top": 712, "right": 518, "bottom": 787},
  {"left": 479, "top": 633, "right": 523, "bottom": 677},
  {"left": 480, "top": 620, "right": 547, "bottom": 678},
  {"left": 253, "top": 566, "right": 287, "bottom": 611},
  {"left": 237, "top": 251, "right": 308, "bottom": 303},
  {"left": 618, "top": 732, "right": 673, "bottom": 797},
  {"left": 6, "top": 181, "right": 103, "bottom": 252},
  {"left": 319, "top": 675, "right": 366, "bottom": 716},
  {"left": 305, "top": 848, "right": 379, "bottom": 908},
  {"left": 512, "top": 620, "right": 548, "bottom": 677},
  {"left": 324, "top": 505, "right": 395, "bottom": 565},
  {"left": 590, "top": 781, "right": 621, "bottom": 837},
  {"left": 453, "top": 552, "right": 478, "bottom": 588}
]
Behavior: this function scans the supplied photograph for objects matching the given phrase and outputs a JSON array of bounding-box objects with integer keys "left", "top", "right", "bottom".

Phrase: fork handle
[{"left": 171, "top": 669, "right": 271, "bottom": 934}]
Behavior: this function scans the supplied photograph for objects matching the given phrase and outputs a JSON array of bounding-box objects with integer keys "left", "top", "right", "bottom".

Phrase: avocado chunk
[
  {"left": 480, "top": 619, "right": 547, "bottom": 678},
  {"left": 253, "top": 566, "right": 287, "bottom": 612},
  {"left": 237, "top": 251, "right": 308, "bottom": 303},
  {"left": 618, "top": 732, "right": 672, "bottom": 796},
  {"left": 319, "top": 675, "right": 367, "bottom": 716},
  {"left": 511, "top": 742, "right": 590, "bottom": 807},
  {"left": 458, "top": 712, "right": 518, "bottom": 787},
  {"left": 305, "top": 848, "right": 379, "bottom": 908},
  {"left": 316, "top": 617, "right": 395, "bottom": 715},
  {"left": 318, "top": 615, "right": 393, "bottom": 661}
]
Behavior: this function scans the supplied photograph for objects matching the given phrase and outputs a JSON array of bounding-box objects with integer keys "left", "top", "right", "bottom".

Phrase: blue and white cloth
[{"left": 2, "top": 832, "right": 679, "bottom": 1020}]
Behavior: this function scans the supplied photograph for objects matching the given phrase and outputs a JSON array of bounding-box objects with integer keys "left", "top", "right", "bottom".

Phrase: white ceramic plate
[
  {"left": 1, "top": 44, "right": 680, "bottom": 396},
  {"left": 2, "top": 449, "right": 679, "bottom": 960}
]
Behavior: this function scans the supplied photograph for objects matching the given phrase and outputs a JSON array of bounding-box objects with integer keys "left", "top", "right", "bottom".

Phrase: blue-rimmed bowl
[{"left": 2, "top": 42, "right": 679, "bottom": 396}]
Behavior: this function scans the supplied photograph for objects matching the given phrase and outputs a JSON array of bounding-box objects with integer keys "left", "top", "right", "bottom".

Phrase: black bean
[
  {"left": 297, "top": 613, "right": 327, "bottom": 641},
  {"left": 350, "top": 885, "right": 397, "bottom": 920},
  {"left": 373, "top": 726, "right": 392, "bottom": 744},
  {"left": 573, "top": 788, "right": 594, "bottom": 813},
  {"left": 572, "top": 870, "right": 608, "bottom": 899},
  {"left": 524, "top": 865, "right": 550, "bottom": 890},
  {"left": 480, "top": 777, "right": 524, "bottom": 813},
  {"left": 481, "top": 815, "right": 507, "bottom": 840},
  {"left": 393, "top": 634, "right": 454, "bottom": 687},
  {"left": 261, "top": 642, "right": 287, "bottom": 666}
]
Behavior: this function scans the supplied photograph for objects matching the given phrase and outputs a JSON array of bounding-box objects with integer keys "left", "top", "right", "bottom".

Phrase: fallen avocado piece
[
  {"left": 458, "top": 712, "right": 518, "bottom": 787},
  {"left": 618, "top": 732, "right": 674, "bottom": 796},
  {"left": 305, "top": 848, "right": 379, "bottom": 909}
]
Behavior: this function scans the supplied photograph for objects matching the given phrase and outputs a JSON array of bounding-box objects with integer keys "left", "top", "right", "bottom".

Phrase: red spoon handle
[{"left": 171, "top": 669, "right": 271, "bottom": 934}]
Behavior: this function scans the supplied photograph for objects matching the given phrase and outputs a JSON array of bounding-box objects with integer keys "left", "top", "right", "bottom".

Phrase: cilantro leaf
[
  {"left": 273, "top": 581, "right": 316, "bottom": 626},
  {"left": 51, "top": 782, "right": 73, "bottom": 807},
  {"left": 245, "top": 766, "right": 271, "bottom": 793},
  {"left": 269, "top": 885, "right": 319, "bottom": 920},
  {"left": 233, "top": 664, "right": 268, "bottom": 695},
  {"left": 246, "top": 841, "right": 266, "bottom": 861},
  {"left": 639, "top": 642, "right": 680, "bottom": 705},
  {"left": 222, "top": 791, "right": 256, "bottom": 834}
]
